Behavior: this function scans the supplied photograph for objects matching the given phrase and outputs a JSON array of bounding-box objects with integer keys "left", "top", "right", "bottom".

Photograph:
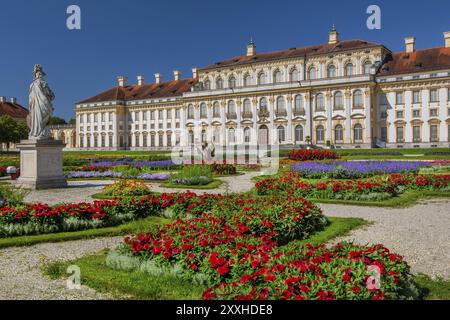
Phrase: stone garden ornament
[{"left": 27, "top": 64, "right": 55, "bottom": 140}]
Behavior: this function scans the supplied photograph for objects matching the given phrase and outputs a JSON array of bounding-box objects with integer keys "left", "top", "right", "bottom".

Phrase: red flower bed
[{"left": 289, "top": 149, "right": 340, "bottom": 161}]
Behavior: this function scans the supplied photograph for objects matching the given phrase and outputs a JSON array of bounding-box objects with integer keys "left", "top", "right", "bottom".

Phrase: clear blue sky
[{"left": 1, "top": 0, "right": 449, "bottom": 120}]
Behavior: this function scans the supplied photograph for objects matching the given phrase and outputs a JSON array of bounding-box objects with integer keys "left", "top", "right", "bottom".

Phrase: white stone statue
[{"left": 27, "top": 64, "right": 55, "bottom": 140}]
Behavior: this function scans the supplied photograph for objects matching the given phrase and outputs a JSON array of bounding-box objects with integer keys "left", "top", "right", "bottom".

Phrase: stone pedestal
[{"left": 16, "top": 139, "right": 67, "bottom": 190}]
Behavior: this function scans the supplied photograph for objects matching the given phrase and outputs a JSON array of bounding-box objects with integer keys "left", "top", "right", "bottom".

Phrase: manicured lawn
[
  {"left": 412, "top": 274, "right": 450, "bottom": 300},
  {"left": 160, "top": 179, "right": 223, "bottom": 190},
  {"left": 0, "top": 216, "right": 170, "bottom": 249},
  {"left": 41, "top": 216, "right": 367, "bottom": 300},
  {"left": 64, "top": 150, "right": 171, "bottom": 156}
]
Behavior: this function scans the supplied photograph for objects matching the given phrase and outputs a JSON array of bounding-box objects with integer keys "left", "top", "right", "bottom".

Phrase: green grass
[
  {"left": 42, "top": 251, "right": 205, "bottom": 300},
  {"left": 160, "top": 179, "right": 223, "bottom": 190},
  {"left": 64, "top": 150, "right": 171, "bottom": 156},
  {"left": 412, "top": 274, "right": 450, "bottom": 300},
  {"left": 41, "top": 216, "right": 366, "bottom": 300},
  {"left": 0, "top": 216, "right": 170, "bottom": 249}
]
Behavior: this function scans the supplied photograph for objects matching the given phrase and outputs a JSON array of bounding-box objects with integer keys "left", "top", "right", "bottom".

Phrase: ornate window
[
  {"left": 276, "top": 96, "right": 285, "bottom": 114},
  {"left": 277, "top": 126, "right": 285, "bottom": 143},
  {"left": 273, "top": 70, "right": 282, "bottom": 83},
  {"left": 334, "top": 91, "right": 343, "bottom": 109},
  {"left": 294, "top": 95, "right": 303, "bottom": 112},
  {"left": 345, "top": 63, "right": 354, "bottom": 76},
  {"left": 354, "top": 124, "right": 363, "bottom": 142},
  {"left": 290, "top": 68, "right": 298, "bottom": 81},
  {"left": 327, "top": 64, "right": 336, "bottom": 78},
  {"left": 353, "top": 90, "right": 363, "bottom": 108},
  {"left": 243, "top": 99, "right": 252, "bottom": 114},
  {"left": 188, "top": 130, "right": 194, "bottom": 145},
  {"left": 259, "top": 98, "right": 268, "bottom": 113},
  {"left": 213, "top": 128, "right": 220, "bottom": 143},
  {"left": 396, "top": 126, "right": 403, "bottom": 143},
  {"left": 334, "top": 124, "right": 343, "bottom": 142},
  {"left": 308, "top": 67, "right": 317, "bottom": 80},
  {"left": 257, "top": 72, "right": 266, "bottom": 85},
  {"left": 228, "top": 75, "right": 237, "bottom": 88},
  {"left": 227, "top": 100, "right": 236, "bottom": 114},
  {"left": 216, "top": 77, "right": 223, "bottom": 89},
  {"left": 295, "top": 125, "right": 303, "bottom": 142},
  {"left": 213, "top": 102, "right": 220, "bottom": 117},
  {"left": 204, "top": 79, "right": 211, "bottom": 90},
  {"left": 316, "top": 93, "right": 325, "bottom": 111},
  {"left": 227, "top": 128, "right": 236, "bottom": 144},
  {"left": 200, "top": 103, "right": 207, "bottom": 119},
  {"left": 187, "top": 104, "right": 194, "bottom": 119},
  {"left": 243, "top": 74, "right": 252, "bottom": 87},
  {"left": 244, "top": 127, "right": 251, "bottom": 143},
  {"left": 363, "top": 61, "right": 372, "bottom": 74},
  {"left": 316, "top": 126, "right": 324, "bottom": 143}
]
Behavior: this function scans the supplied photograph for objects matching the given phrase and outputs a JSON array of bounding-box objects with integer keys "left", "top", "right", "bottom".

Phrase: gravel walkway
[
  {"left": 23, "top": 172, "right": 260, "bottom": 205},
  {"left": 319, "top": 199, "right": 450, "bottom": 279},
  {"left": 0, "top": 236, "right": 122, "bottom": 300}
]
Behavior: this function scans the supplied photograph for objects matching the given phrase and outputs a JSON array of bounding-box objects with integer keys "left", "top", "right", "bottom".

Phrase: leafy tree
[
  {"left": 48, "top": 116, "right": 67, "bottom": 125},
  {"left": 68, "top": 118, "right": 76, "bottom": 125},
  {"left": 0, "top": 116, "right": 29, "bottom": 153}
]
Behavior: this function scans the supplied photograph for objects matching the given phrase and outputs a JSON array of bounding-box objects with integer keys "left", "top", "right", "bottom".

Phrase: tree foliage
[{"left": 0, "top": 115, "right": 29, "bottom": 152}]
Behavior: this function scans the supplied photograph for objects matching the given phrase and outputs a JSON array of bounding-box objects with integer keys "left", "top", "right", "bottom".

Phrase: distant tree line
[{"left": 0, "top": 116, "right": 29, "bottom": 153}]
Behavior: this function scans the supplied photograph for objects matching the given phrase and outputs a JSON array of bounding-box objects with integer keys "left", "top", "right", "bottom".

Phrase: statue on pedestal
[{"left": 27, "top": 64, "right": 54, "bottom": 140}]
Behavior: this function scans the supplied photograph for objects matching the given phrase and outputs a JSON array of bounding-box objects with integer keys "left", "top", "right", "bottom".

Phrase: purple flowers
[
  {"left": 292, "top": 161, "right": 431, "bottom": 178},
  {"left": 66, "top": 171, "right": 123, "bottom": 178},
  {"left": 137, "top": 173, "right": 169, "bottom": 181},
  {"left": 90, "top": 160, "right": 176, "bottom": 168}
]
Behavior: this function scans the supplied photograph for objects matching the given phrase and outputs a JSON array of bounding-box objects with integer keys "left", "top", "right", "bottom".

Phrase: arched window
[
  {"left": 244, "top": 127, "right": 251, "bottom": 143},
  {"left": 316, "top": 93, "right": 325, "bottom": 111},
  {"left": 363, "top": 61, "right": 372, "bottom": 74},
  {"left": 353, "top": 90, "right": 363, "bottom": 108},
  {"left": 335, "top": 125, "right": 343, "bottom": 142},
  {"left": 277, "top": 126, "right": 285, "bottom": 143},
  {"left": 308, "top": 67, "right": 317, "bottom": 80},
  {"left": 142, "top": 133, "right": 148, "bottom": 147},
  {"left": 216, "top": 77, "right": 223, "bottom": 89},
  {"left": 345, "top": 63, "right": 354, "bottom": 76},
  {"left": 187, "top": 104, "right": 194, "bottom": 119},
  {"left": 316, "top": 126, "right": 325, "bottom": 143},
  {"left": 295, "top": 125, "right": 303, "bottom": 142},
  {"left": 213, "top": 128, "right": 220, "bottom": 143},
  {"left": 204, "top": 79, "right": 211, "bottom": 90},
  {"left": 150, "top": 134, "right": 155, "bottom": 147},
  {"left": 327, "top": 64, "right": 336, "bottom": 78},
  {"left": 257, "top": 72, "right": 266, "bottom": 85},
  {"left": 259, "top": 98, "right": 268, "bottom": 113},
  {"left": 228, "top": 128, "right": 236, "bottom": 144},
  {"left": 354, "top": 124, "right": 363, "bottom": 142},
  {"left": 290, "top": 68, "right": 298, "bottom": 81},
  {"left": 213, "top": 102, "right": 220, "bottom": 117},
  {"left": 228, "top": 75, "right": 236, "bottom": 88},
  {"left": 243, "top": 74, "right": 251, "bottom": 87},
  {"left": 227, "top": 100, "right": 236, "bottom": 114},
  {"left": 273, "top": 70, "right": 282, "bottom": 83},
  {"left": 166, "top": 132, "right": 172, "bottom": 147},
  {"left": 334, "top": 91, "right": 343, "bottom": 109},
  {"left": 243, "top": 99, "right": 251, "bottom": 114},
  {"left": 200, "top": 103, "right": 207, "bottom": 118},
  {"left": 276, "top": 96, "right": 285, "bottom": 113},
  {"left": 294, "top": 95, "right": 303, "bottom": 112},
  {"left": 188, "top": 130, "right": 194, "bottom": 145},
  {"left": 158, "top": 133, "right": 163, "bottom": 147},
  {"left": 201, "top": 129, "right": 207, "bottom": 143}
]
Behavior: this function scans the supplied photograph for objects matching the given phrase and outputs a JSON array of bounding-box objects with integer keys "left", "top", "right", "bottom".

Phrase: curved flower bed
[
  {"left": 292, "top": 161, "right": 431, "bottom": 179},
  {"left": 289, "top": 149, "right": 340, "bottom": 161},
  {"left": 255, "top": 173, "right": 450, "bottom": 200}
]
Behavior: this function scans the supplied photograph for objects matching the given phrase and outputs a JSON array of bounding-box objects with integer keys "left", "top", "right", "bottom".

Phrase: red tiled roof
[
  {"left": 78, "top": 78, "right": 198, "bottom": 104},
  {"left": 0, "top": 101, "right": 28, "bottom": 119},
  {"left": 199, "top": 40, "right": 383, "bottom": 71},
  {"left": 378, "top": 47, "right": 450, "bottom": 76}
]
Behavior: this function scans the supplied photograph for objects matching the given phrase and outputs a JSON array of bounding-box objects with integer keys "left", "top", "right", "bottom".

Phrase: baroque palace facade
[{"left": 72, "top": 28, "right": 450, "bottom": 150}]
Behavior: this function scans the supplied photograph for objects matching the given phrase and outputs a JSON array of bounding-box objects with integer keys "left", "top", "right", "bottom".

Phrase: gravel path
[
  {"left": 23, "top": 172, "right": 261, "bottom": 205},
  {"left": 0, "top": 236, "right": 123, "bottom": 300},
  {"left": 319, "top": 199, "right": 450, "bottom": 279}
]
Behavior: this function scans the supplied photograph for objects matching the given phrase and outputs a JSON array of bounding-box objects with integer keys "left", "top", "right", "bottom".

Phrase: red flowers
[
  {"left": 217, "top": 266, "right": 230, "bottom": 276},
  {"left": 289, "top": 149, "right": 340, "bottom": 161}
]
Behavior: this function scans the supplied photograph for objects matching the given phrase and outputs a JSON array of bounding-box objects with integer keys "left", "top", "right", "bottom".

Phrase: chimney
[
  {"left": 192, "top": 68, "right": 198, "bottom": 79},
  {"left": 117, "top": 76, "right": 127, "bottom": 87},
  {"left": 154, "top": 73, "right": 162, "bottom": 84},
  {"left": 174, "top": 70, "right": 181, "bottom": 81},
  {"left": 10, "top": 97, "right": 17, "bottom": 104},
  {"left": 405, "top": 37, "right": 415, "bottom": 53},
  {"left": 444, "top": 31, "right": 450, "bottom": 48},
  {"left": 137, "top": 75, "right": 144, "bottom": 86},
  {"left": 247, "top": 38, "right": 256, "bottom": 56},
  {"left": 328, "top": 24, "right": 339, "bottom": 44}
]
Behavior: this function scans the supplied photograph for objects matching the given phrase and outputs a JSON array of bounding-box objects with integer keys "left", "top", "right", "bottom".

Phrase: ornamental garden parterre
[{"left": 1, "top": 149, "right": 450, "bottom": 300}]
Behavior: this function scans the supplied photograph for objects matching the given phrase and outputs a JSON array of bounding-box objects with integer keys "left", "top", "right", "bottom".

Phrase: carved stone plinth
[{"left": 16, "top": 139, "right": 67, "bottom": 190}]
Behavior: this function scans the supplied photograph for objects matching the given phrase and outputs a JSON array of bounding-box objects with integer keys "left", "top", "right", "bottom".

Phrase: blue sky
[{"left": 1, "top": 0, "right": 449, "bottom": 120}]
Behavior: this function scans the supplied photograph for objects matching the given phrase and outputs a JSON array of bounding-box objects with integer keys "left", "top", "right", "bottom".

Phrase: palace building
[{"left": 74, "top": 27, "right": 450, "bottom": 150}]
